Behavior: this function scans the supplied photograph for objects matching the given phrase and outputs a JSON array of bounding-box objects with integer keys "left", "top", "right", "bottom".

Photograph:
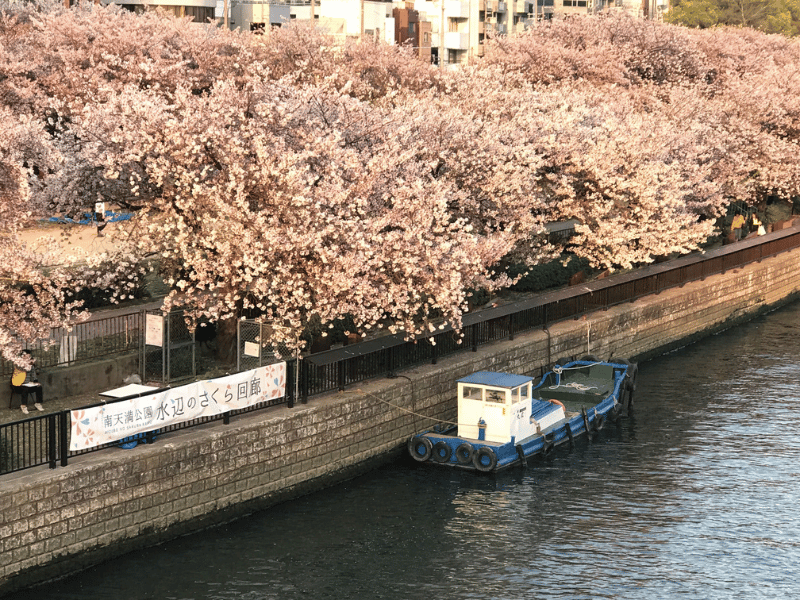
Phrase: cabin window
[
  {"left": 486, "top": 390, "right": 506, "bottom": 404},
  {"left": 510, "top": 384, "right": 530, "bottom": 403},
  {"left": 462, "top": 386, "right": 483, "bottom": 401}
]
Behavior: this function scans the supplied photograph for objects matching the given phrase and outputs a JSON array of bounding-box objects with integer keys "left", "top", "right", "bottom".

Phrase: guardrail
[
  {"left": 1, "top": 310, "right": 144, "bottom": 378},
  {"left": 2, "top": 224, "right": 799, "bottom": 476}
]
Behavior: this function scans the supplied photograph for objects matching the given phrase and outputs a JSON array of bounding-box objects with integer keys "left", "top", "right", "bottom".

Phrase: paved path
[{"left": 2, "top": 390, "right": 100, "bottom": 424}]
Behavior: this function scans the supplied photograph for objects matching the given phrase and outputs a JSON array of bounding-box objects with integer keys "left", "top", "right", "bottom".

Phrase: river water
[{"left": 13, "top": 301, "right": 800, "bottom": 600}]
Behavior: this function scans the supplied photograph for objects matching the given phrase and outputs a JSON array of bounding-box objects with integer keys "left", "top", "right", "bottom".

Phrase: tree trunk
[{"left": 216, "top": 315, "right": 238, "bottom": 367}]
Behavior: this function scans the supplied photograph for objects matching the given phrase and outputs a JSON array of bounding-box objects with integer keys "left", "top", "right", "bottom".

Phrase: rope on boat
[
  {"left": 552, "top": 361, "right": 602, "bottom": 375},
  {"left": 549, "top": 381, "right": 599, "bottom": 392},
  {"left": 354, "top": 388, "right": 566, "bottom": 432},
  {"left": 353, "top": 390, "right": 465, "bottom": 428}
]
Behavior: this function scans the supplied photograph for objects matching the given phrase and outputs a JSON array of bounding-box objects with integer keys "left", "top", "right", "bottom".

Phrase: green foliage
[
  {"left": 667, "top": 0, "right": 800, "bottom": 35},
  {"left": 301, "top": 314, "right": 357, "bottom": 347},
  {"left": 504, "top": 255, "right": 592, "bottom": 293},
  {"left": 665, "top": 0, "right": 723, "bottom": 28}
]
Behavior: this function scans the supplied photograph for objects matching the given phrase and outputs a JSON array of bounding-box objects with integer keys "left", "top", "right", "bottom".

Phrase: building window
[{"left": 562, "top": 0, "right": 588, "bottom": 6}]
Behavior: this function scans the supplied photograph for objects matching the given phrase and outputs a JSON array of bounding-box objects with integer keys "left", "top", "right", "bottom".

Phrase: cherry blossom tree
[{"left": 3, "top": 3, "right": 800, "bottom": 358}]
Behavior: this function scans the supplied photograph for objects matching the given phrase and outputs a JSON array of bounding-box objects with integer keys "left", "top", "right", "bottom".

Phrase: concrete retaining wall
[
  {"left": 2, "top": 354, "right": 139, "bottom": 410},
  {"left": 2, "top": 245, "right": 799, "bottom": 594}
]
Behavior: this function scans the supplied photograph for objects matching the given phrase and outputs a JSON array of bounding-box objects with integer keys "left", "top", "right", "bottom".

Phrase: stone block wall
[{"left": 2, "top": 246, "right": 800, "bottom": 594}]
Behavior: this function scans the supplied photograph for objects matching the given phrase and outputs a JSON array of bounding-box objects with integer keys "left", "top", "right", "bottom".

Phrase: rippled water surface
[{"left": 15, "top": 302, "right": 800, "bottom": 600}]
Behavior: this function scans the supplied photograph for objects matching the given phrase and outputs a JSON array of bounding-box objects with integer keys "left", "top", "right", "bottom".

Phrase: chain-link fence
[
  {"left": 238, "top": 320, "right": 300, "bottom": 404},
  {"left": 237, "top": 320, "right": 295, "bottom": 370},
  {"left": 141, "top": 309, "right": 196, "bottom": 385}
]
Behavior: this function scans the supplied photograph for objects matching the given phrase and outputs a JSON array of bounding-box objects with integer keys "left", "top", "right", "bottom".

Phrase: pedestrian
[
  {"left": 751, "top": 214, "right": 766, "bottom": 236},
  {"left": 11, "top": 349, "right": 44, "bottom": 414},
  {"left": 731, "top": 211, "right": 746, "bottom": 241}
]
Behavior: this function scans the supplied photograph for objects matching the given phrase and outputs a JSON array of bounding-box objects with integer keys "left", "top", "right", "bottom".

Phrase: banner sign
[{"left": 70, "top": 362, "right": 286, "bottom": 451}]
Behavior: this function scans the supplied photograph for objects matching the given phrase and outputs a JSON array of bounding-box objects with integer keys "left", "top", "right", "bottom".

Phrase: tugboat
[{"left": 408, "top": 357, "right": 637, "bottom": 472}]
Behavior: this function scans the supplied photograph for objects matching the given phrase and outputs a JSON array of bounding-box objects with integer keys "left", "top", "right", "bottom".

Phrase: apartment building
[
  {"left": 102, "top": 0, "right": 218, "bottom": 22},
  {"left": 102, "top": 1, "right": 668, "bottom": 65}
]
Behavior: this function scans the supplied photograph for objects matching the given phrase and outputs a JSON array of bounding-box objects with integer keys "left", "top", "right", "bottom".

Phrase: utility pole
[
  {"left": 439, "top": 0, "right": 445, "bottom": 69},
  {"left": 224, "top": 0, "right": 229, "bottom": 28}
]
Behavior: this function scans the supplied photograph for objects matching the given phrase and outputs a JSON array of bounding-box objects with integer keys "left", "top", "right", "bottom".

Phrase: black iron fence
[
  {"left": 1, "top": 308, "right": 149, "bottom": 378},
  {"left": 0, "top": 368, "right": 295, "bottom": 476},
  {"left": 299, "top": 225, "right": 800, "bottom": 400},
  {"left": 2, "top": 224, "right": 799, "bottom": 476}
]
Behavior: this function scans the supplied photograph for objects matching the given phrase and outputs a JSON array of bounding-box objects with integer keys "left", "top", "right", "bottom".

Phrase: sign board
[
  {"left": 244, "top": 341, "right": 260, "bottom": 358},
  {"left": 145, "top": 313, "right": 164, "bottom": 347}
]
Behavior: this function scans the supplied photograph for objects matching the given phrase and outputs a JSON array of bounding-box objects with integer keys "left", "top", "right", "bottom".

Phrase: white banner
[{"left": 70, "top": 362, "right": 286, "bottom": 451}]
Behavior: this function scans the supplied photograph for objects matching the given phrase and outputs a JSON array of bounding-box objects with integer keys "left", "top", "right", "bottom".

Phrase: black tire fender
[
  {"left": 593, "top": 413, "right": 605, "bottom": 432},
  {"left": 431, "top": 441, "right": 452, "bottom": 463},
  {"left": 408, "top": 436, "right": 432, "bottom": 462},
  {"left": 540, "top": 435, "right": 555, "bottom": 456},
  {"left": 554, "top": 357, "right": 571, "bottom": 368},
  {"left": 472, "top": 447, "right": 498, "bottom": 472},
  {"left": 455, "top": 442, "right": 475, "bottom": 465}
]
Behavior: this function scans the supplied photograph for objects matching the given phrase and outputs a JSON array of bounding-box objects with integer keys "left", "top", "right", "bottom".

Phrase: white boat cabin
[{"left": 457, "top": 371, "right": 565, "bottom": 444}]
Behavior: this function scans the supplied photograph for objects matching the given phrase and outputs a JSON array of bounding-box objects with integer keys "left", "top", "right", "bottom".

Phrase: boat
[{"left": 407, "top": 357, "right": 637, "bottom": 473}]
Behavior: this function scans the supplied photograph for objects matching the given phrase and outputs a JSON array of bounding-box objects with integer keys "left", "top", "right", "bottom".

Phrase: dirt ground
[{"left": 17, "top": 219, "right": 122, "bottom": 262}]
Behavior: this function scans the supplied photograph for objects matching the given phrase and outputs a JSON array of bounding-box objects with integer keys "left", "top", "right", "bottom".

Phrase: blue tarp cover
[{"left": 47, "top": 211, "right": 132, "bottom": 225}]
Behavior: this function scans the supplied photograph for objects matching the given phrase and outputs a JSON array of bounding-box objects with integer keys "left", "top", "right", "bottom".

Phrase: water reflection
[{"left": 11, "top": 302, "right": 800, "bottom": 600}]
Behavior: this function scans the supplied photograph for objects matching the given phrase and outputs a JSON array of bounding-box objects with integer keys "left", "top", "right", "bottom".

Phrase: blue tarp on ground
[{"left": 47, "top": 211, "right": 133, "bottom": 225}]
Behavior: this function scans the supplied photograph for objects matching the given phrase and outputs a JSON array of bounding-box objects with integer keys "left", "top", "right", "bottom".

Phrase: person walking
[
  {"left": 731, "top": 211, "right": 747, "bottom": 241},
  {"left": 11, "top": 349, "right": 44, "bottom": 414}
]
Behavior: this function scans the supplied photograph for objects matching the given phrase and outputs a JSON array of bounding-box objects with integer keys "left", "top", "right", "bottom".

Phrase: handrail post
[
  {"left": 287, "top": 359, "right": 295, "bottom": 408},
  {"left": 431, "top": 335, "right": 438, "bottom": 364},
  {"left": 48, "top": 414, "right": 56, "bottom": 469},
  {"left": 387, "top": 346, "right": 395, "bottom": 375},
  {"left": 508, "top": 313, "right": 514, "bottom": 341},
  {"left": 338, "top": 358, "right": 346, "bottom": 391},
  {"left": 60, "top": 411, "right": 69, "bottom": 467},
  {"left": 301, "top": 359, "right": 309, "bottom": 404}
]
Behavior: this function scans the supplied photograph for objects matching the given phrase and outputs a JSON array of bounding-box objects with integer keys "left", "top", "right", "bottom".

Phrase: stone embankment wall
[{"left": 2, "top": 245, "right": 800, "bottom": 594}]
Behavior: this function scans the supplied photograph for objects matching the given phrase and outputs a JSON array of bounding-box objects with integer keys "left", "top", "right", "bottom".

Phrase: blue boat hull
[{"left": 408, "top": 359, "right": 636, "bottom": 473}]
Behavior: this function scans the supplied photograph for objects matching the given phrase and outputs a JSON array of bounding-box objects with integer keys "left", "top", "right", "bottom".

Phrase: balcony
[
  {"left": 514, "top": 0, "right": 531, "bottom": 12},
  {"left": 444, "top": 31, "right": 470, "bottom": 49},
  {"left": 445, "top": 0, "right": 470, "bottom": 18}
]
